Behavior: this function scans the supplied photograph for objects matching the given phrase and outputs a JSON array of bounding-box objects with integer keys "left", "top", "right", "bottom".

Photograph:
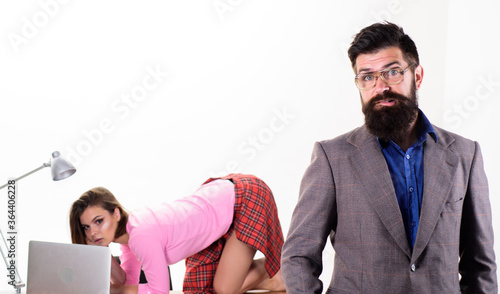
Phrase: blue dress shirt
[{"left": 378, "top": 110, "right": 437, "bottom": 251}]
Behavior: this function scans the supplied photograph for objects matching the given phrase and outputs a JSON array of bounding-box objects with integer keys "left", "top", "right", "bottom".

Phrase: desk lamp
[{"left": 0, "top": 151, "right": 76, "bottom": 293}]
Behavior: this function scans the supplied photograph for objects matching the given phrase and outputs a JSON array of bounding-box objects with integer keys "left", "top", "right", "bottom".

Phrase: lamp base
[{"left": 12, "top": 282, "right": 24, "bottom": 294}]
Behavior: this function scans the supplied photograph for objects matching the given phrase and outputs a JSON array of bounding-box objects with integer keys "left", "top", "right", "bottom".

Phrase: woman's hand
[{"left": 86, "top": 237, "right": 99, "bottom": 246}]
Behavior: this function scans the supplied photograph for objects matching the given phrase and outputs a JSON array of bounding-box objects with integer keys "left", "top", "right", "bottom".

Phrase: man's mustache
[{"left": 370, "top": 91, "right": 409, "bottom": 105}]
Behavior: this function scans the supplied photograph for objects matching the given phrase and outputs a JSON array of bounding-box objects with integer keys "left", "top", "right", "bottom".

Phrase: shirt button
[
  {"left": 406, "top": 154, "right": 411, "bottom": 159},
  {"left": 411, "top": 264, "right": 416, "bottom": 272},
  {"left": 409, "top": 187, "right": 414, "bottom": 192}
]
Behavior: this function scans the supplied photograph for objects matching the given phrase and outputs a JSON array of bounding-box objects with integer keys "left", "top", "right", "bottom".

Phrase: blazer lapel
[
  {"left": 411, "top": 131, "right": 459, "bottom": 262},
  {"left": 347, "top": 126, "right": 412, "bottom": 257}
]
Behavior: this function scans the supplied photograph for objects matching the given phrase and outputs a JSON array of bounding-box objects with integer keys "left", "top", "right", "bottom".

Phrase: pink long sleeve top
[{"left": 119, "top": 179, "right": 235, "bottom": 294}]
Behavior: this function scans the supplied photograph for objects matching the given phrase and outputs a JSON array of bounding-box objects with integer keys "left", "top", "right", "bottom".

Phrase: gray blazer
[{"left": 282, "top": 125, "right": 497, "bottom": 293}]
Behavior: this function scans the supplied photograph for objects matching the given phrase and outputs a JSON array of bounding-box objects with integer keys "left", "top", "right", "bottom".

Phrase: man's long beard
[{"left": 362, "top": 83, "right": 419, "bottom": 144}]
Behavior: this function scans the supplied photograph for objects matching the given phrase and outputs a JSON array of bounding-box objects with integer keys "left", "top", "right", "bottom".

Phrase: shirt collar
[
  {"left": 416, "top": 109, "right": 437, "bottom": 144},
  {"left": 377, "top": 109, "right": 437, "bottom": 148}
]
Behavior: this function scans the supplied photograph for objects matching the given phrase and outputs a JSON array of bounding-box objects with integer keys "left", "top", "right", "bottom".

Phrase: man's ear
[{"left": 414, "top": 64, "right": 424, "bottom": 89}]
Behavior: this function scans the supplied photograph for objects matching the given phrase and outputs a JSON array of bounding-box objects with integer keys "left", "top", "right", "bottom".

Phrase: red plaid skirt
[{"left": 183, "top": 174, "right": 284, "bottom": 293}]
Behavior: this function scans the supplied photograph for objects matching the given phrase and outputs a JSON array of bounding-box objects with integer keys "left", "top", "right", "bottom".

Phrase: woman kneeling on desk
[{"left": 69, "top": 173, "right": 285, "bottom": 294}]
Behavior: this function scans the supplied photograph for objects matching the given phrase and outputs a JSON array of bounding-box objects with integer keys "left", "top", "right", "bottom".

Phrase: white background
[{"left": 0, "top": 0, "right": 499, "bottom": 291}]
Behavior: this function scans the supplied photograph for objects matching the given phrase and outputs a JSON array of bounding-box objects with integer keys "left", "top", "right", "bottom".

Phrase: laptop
[{"left": 27, "top": 240, "right": 111, "bottom": 294}]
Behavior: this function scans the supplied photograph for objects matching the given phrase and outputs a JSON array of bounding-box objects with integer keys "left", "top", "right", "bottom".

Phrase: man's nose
[{"left": 374, "top": 75, "right": 389, "bottom": 94}]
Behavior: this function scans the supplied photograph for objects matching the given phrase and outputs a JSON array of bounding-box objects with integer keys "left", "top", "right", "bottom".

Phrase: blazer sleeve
[
  {"left": 282, "top": 141, "right": 337, "bottom": 294},
  {"left": 459, "top": 142, "right": 497, "bottom": 293}
]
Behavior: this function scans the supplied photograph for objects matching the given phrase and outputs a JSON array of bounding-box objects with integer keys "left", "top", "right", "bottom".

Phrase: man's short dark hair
[{"left": 348, "top": 22, "right": 419, "bottom": 71}]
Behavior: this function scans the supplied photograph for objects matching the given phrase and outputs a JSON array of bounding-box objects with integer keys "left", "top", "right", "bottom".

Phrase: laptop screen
[{"left": 27, "top": 240, "right": 111, "bottom": 294}]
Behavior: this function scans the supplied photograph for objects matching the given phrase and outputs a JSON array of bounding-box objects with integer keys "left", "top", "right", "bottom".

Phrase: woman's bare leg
[
  {"left": 252, "top": 265, "right": 285, "bottom": 292},
  {"left": 213, "top": 233, "right": 285, "bottom": 294}
]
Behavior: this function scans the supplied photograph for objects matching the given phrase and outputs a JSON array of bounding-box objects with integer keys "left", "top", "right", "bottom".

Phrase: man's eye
[
  {"left": 387, "top": 69, "right": 400, "bottom": 76},
  {"left": 362, "top": 74, "right": 374, "bottom": 81}
]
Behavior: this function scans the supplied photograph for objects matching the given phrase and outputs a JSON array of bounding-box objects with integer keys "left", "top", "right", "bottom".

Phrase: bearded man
[{"left": 282, "top": 22, "right": 497, "bottom": 294}]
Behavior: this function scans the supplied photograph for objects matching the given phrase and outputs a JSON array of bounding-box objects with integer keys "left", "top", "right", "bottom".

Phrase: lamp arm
[
  {"left": 0, "top": 230, "right": 12, "bottom": 269},
  {"left": 0, "top": 163, "right": 50, "bottom": 190}
]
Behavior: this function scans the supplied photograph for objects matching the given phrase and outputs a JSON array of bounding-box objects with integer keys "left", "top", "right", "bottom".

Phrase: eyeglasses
[{"left": 354, "top": 63, "right": 415, "bottom": 90}]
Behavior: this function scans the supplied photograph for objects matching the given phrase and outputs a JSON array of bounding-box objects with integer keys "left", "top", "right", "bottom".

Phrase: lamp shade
[{"left": 50, "top": 151, "right": 76, "bottom": 181}]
